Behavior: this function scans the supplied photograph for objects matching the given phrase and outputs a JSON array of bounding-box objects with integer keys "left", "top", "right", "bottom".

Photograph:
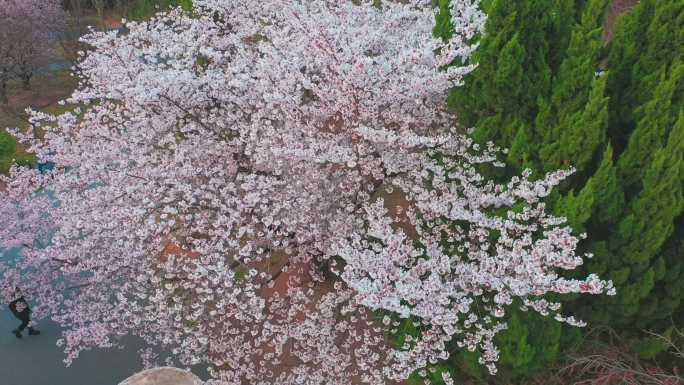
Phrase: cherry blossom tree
[
  {"left": 0, "top": 0, "right": 65, "bottom": 98},
  {"left": 1, "top": 1, "right": 613, "bottom": 384}
]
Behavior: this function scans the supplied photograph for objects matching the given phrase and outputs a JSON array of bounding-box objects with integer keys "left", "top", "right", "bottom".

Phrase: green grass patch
[
  {"left": 0, "top": 111, "right": 35, "bottom": 174},
  {"left": 0, "top": 130, "right": 35, "bottom": 174},
  {"left": 129, "top": 0, "right": 193, "bottom": 20}
]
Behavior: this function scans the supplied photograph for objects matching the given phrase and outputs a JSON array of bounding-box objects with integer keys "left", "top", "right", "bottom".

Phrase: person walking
[{"left": 8, "top": 287, "right": 40, "bottom": 339}]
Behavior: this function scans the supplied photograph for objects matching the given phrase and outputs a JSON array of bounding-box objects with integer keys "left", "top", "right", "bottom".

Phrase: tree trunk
[
  {"left": 117, "top": 0, "right": 129, "bottom": 19},
  {"left": 98, "top": 9, "right": 106, "bottom": 31},
  {"left": 0, "top": 77, "right": 8, "bottom": 105},
  {"left": 94, "top": 0, "right": 106, "bottom": 31},
  {"left": 71, "top": 0, "right": 82, "bottom": 36},
  {"left": 21, "top": 73, "right": 31, "bottom": 91}
]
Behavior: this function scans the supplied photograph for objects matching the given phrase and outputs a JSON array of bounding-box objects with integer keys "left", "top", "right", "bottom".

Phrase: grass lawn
[{"left": 0, "top": 70, "right": 77, "bottom": 174}]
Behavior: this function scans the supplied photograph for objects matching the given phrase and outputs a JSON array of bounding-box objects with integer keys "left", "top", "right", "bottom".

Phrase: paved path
[
  {"left": 0, "top": 308, "right": 144, "bottom": 385},
  {"left": 0, "top": 247, "right": 142, "bottom": 385},
  {"left": 0, "top": 247, "right": 207, "bottom": 385}
]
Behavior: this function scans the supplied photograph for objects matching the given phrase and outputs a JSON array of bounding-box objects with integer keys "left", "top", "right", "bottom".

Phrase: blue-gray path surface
[
  {"left": 0, "top": 246, "right": 207, "bottom": 385},
  {"left": 0, "top": 248, "right": 144, "bottom": 385},
  {"left": 0, "top": 313, "right": 144, "bottom": 385}
]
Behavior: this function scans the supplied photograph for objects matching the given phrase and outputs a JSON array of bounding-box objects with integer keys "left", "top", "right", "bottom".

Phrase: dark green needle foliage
[{"left": 433, "top": 0, "right": 684, "bottom": 381}]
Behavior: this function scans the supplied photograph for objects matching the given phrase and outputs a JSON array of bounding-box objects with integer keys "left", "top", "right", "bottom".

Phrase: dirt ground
[{"left": 4, "top": 72, "right": 76, "bottom": 112}]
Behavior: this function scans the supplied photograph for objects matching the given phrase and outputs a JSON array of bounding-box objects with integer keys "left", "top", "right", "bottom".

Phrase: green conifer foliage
[
  {"left": 554, "top": 182, "right": 594, "bottom": 233},
  {"left": 606, "top": 0, "right": 683, "bottom": 150},
  {"left": 562, "top": 4, "right": 684, "bottom": 340},
  {"left": 436, "top": 0, "right": 684, "bottom": 376},
  {"left": 615, "top": 109, "right": 684, "bottom": 270},
  {"left": 433, "top": 0, "right": 455, "bottom": 41},
  {"left": 550, "top": 75, "right": 609, "bottom": 174},
  {"left": 506, "top": 122, "right": 537, "bottom": 171},
  {"left": 495, "top": 308, "right": 562, "bottom": 382},
  {"left": 549, "top": 0, "right": 607, "bottom": 116},
  {"left": 651, "top": 219, "right": 684, "bottom": 324},
  {"left": 446, "top": 0, "right": 576, "bottom": 137},
  {"left": 572, "top": 112, "right": 683, "bottom": 333},
  {"left": 587, "top": 144, "right": 625, "bottom": 225},
  {"left": 538, "top": 0, "right": 609, "bottom": 174},
  {"left": 631, "top": 1, "right": 684, "bottom": 110},
  {"left": 616, "top": 63, "right": 684, "bottom": 192}
]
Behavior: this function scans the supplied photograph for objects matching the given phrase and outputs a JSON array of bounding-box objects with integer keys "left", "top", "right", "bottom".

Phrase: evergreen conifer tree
[
  {"left": 606, "top": 0, "right": 683, "bottom": 150},
  {"left": 538, "top": 0, "right": 609, "bottom": 174},
  {"left": 616, "top": 63, "right": 684, "bottom": 192},
  {"left": 445, "top": 0, "right": 576, "bottom": 141}
]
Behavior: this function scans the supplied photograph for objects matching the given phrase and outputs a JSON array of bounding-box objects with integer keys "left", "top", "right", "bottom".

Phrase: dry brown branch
[{"left": 559, "top": 327, "right": 684, "bottom": 385}]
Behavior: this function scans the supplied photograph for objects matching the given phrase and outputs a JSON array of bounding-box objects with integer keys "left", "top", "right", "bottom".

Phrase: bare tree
[
  {"left": 13, "top": 29, "right": 46, "bottom": 90},
  {"left": 0, "top": 2, "right": 22, "bottom": 104},
  {"left": 0, "top": 36, "right": 14, "bottom": 105},
  {"left": 560, "top": 326, "right": 684, "bottom": 385}
]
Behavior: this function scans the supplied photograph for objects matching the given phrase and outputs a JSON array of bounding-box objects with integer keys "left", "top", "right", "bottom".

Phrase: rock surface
[{"left": 118, "top": 367, "right": 202, "bottom": 385}]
